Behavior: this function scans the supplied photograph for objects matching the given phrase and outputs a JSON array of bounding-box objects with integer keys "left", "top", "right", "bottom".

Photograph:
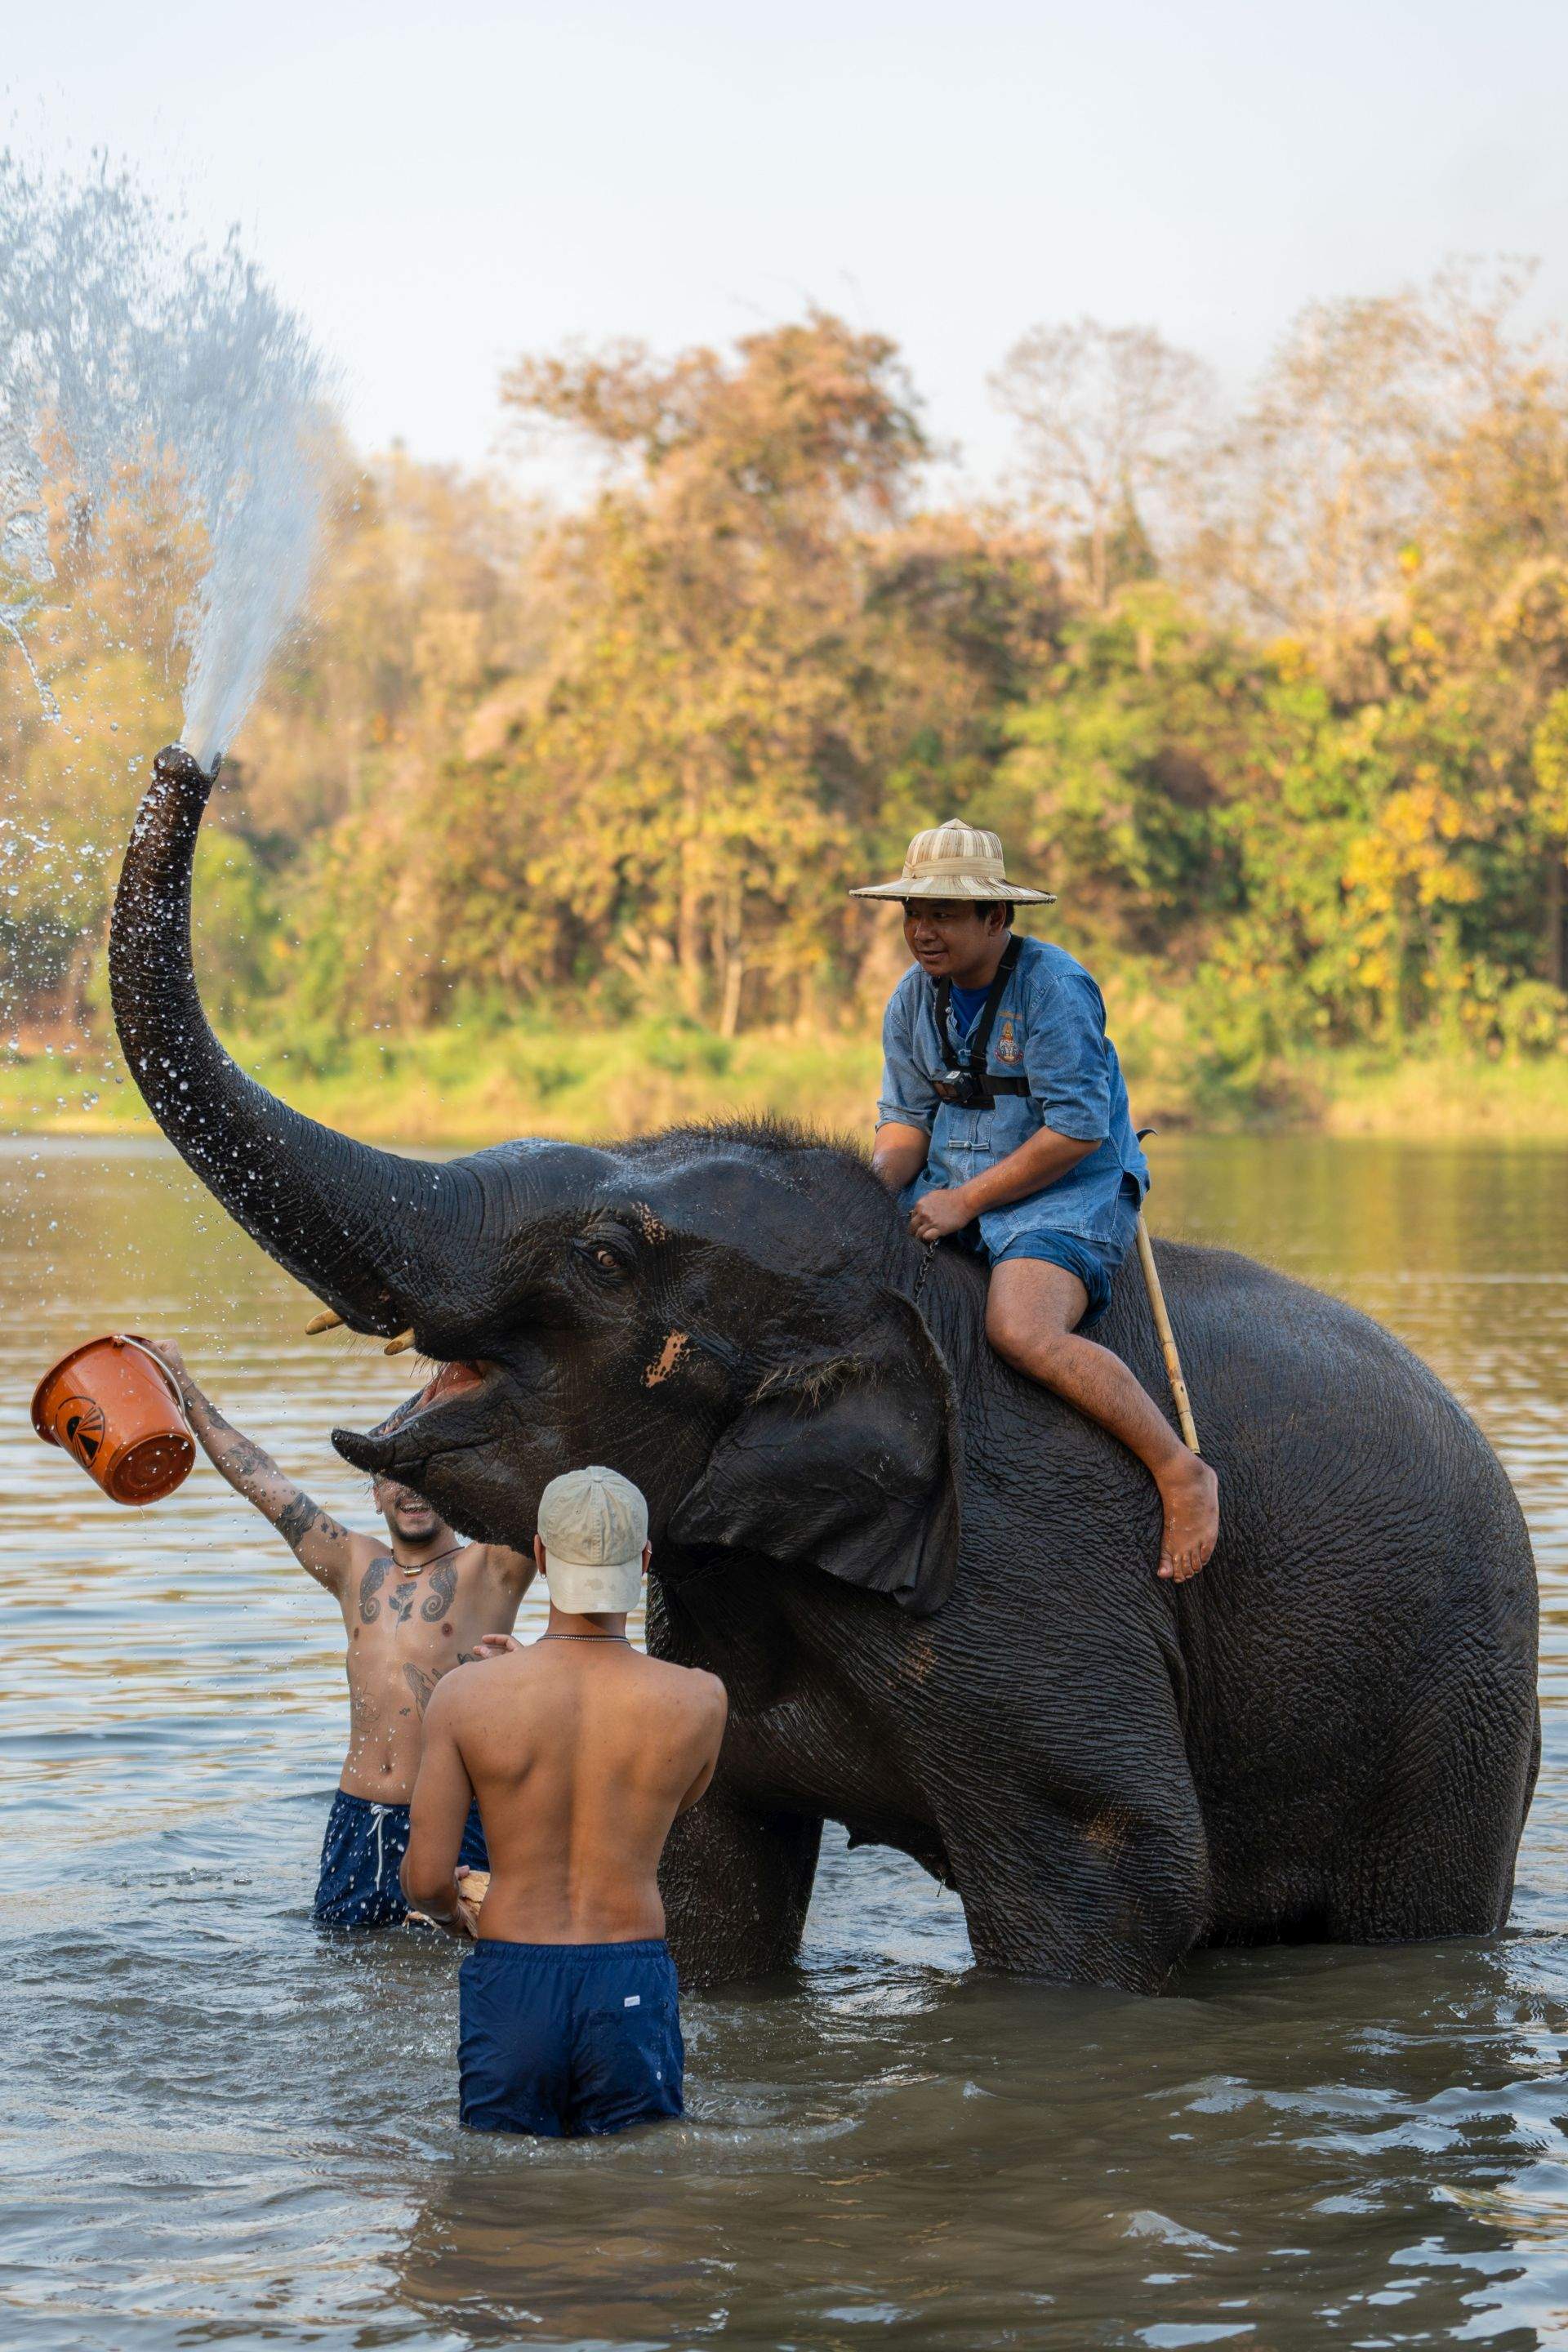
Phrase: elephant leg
[
  {"left": 1319, "top": 1673, "right": 1539, "bottom": 1943},
  {"left": 659, "top": 1796, "right": 824, "bottom": 1989},
  {"left": 942, "top": 1778, "right": 1210, "bottom": 1994}
]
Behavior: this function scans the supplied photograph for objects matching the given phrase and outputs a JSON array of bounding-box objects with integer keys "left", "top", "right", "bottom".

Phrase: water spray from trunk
[{"left": 0, "top": 148, "right": 331, "bottom": 767}]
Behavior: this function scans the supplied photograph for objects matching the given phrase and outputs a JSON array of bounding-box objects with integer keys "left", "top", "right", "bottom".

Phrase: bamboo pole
[{"left": 1134, "top": 1214, "right": 1200, "bottom": 1454}]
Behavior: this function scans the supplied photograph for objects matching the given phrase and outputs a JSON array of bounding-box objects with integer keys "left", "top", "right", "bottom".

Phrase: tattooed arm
[{"left": 144, "top": 1340, "right": 356, "bottom": 1590}]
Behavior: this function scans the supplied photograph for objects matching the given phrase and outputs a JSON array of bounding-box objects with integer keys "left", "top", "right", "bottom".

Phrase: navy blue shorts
[
  {"left": 459, "top": 1938, "right": 684, "bottom": 2138},
  {"left": 313, "top": 1790, "right": 488, "bottom": 1931}
]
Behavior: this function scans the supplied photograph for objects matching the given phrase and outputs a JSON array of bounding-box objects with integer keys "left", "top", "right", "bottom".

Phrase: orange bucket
[{"left": 31, "top": 1334, "right": 195, "bottom": 1506}]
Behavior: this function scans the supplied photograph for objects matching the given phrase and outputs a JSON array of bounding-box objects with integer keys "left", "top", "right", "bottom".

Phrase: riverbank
[
  {"left": 2, "top": 1022, "right": 1561, "bottom": 1144},
  {"left": 0, "top": 1022, "right": 886, "bottom": 1147}
]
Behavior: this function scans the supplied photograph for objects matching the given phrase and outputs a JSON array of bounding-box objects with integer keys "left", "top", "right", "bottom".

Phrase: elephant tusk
[
  {"left": 305, "top": 1309, "right": 343, "bottom": 1334},
  {"left": 384, "top": 1330, "right": 416, "bottom": 1356}
]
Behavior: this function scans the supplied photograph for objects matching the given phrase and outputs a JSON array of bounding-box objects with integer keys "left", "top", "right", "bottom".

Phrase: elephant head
[{"left": 109, "top": 747, "right": 960, "bottom": 1613}]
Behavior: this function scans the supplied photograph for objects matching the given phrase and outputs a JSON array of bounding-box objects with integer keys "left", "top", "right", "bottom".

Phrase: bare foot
[{"left": 1156, "top": 1451, "right": 1219, "bottom": 1583}]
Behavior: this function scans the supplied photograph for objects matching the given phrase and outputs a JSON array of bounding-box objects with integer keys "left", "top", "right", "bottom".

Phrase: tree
[
  {"left": 991, "top": 320, "right": 1215, "bottom": 610},
  {"left": 454, "top": 312, "right": 1031, "bottom": 1032}
]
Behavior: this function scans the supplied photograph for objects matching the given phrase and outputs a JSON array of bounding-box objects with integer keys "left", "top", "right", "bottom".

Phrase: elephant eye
[{"left": 574, "top": 1233, "right": 634, "bottom": 1284}]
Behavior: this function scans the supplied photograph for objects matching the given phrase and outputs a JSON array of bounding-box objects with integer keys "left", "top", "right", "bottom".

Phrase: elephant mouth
[
  {"left": 332, "top": 1356, "right": 494, "bottom": 1479},
  {"left": 418, "top": 1358, "right": 488, "bottom": 1409}
]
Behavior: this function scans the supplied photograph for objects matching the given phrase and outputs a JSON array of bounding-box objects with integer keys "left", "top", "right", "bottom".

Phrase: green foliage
[
  {"left": 189, "top": 830, "right": 285, "bottom": 1023},
  {"left": 16, "top": 286, "right": 1568, "bottom": 1125}
]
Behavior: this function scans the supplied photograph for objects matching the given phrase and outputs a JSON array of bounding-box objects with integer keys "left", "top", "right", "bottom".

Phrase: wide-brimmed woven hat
[{"left": 849, "top": 817, "right": 1055, "bottom": 904}]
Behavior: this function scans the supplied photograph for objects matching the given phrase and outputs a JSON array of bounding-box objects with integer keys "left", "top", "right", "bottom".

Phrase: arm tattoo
[
  {"left": 403, "top": 1662, "right": 439, "bottom": 1714},
  {"left": 421, "top": 1562, "right": 459, "bottom": 1623},
  {"left": 359, "top": 1557, "right": 394, "bottom": 1621},
  {"left": 199, "top": 1405, "right": 276, "bottom": 1486},
  {"left": 278, "top": 1493, "right": 319, "bottom": 1551}
]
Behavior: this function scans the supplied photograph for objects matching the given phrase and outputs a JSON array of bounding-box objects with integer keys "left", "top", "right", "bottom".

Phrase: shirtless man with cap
[
  {"left": 146, "top": 1343, "right": 537, "bottom": 1929},
  {"left": 402, "top": 1465, "right": 727, "bottom": 2139}
]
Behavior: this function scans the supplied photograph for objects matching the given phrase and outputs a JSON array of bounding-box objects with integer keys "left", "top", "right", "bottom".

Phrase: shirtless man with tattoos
[{"left": 147, "top": 1342, "right": 537, "bottom": 1930}]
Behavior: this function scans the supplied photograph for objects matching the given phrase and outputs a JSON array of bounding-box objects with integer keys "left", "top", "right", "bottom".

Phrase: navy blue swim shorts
[
  {"left": 313, "top": 1789, "right": 488, "bottom": 1931},
  {"left": 459, "top": 1937, "right": 684, "bottom": 2138}
]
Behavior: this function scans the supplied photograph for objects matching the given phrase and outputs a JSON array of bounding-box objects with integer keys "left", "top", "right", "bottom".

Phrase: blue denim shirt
[{"left": 876, "top": 936, "right": 1150, "bottom": 1250}]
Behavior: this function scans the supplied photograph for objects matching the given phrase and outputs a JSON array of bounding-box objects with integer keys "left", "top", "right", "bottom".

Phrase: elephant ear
[{"left": 670, "top": 1290, "right": 961, "bottom": 1615}]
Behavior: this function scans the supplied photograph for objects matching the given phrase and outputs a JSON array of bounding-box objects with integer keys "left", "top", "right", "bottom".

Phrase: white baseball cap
[{"left": 537, "top": 1465, "right": 648, "bottom": 1614}]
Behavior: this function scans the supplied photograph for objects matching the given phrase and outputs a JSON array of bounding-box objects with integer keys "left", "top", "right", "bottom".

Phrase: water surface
[{"left": 2, "top": 1134, "right": 1567, "bottom": 2350}]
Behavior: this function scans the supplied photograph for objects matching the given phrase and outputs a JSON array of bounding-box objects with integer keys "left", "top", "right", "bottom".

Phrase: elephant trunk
[{"left": 109, "top": 744, "right": 481, "bottom": 1337}]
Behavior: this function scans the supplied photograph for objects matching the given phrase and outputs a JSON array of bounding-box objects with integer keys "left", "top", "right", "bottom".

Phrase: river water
[{"left": 2, "top": 1132, "right": 1567, "bottom": 2350}]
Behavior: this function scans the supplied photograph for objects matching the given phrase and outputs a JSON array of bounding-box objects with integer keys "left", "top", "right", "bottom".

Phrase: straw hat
[{"left": 849, "top": 817, "right": 1056, "bottom": 904}]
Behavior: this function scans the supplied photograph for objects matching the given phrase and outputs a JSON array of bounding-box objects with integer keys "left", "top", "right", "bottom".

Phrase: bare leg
[{"left": 987, "top": 1258, "right": 1219, "bottom": 1580}]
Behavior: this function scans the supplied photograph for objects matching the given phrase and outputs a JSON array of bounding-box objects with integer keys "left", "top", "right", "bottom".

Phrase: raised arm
[{"left": 145, "top": 1339, "right": 356, "bottom": 1589}]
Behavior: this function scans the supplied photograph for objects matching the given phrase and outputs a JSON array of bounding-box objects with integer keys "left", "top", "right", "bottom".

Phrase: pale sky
[{"left": 7, "top": 0, "right": 1567, "bottom": 497}]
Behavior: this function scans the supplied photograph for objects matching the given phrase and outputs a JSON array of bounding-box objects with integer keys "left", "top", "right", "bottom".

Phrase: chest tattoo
[
  {"left": 359, "top": 1557, "right": 394, "bottom": 1623},
  {"left": 421, "top": 1562, "right": 459, "bottom": 1623},
  {"left": 403, "top": 1662, "right": 438, "bottom": 1714},
  {"left": 359, "top": 1554, "right": 463, "bottom": 1633}
]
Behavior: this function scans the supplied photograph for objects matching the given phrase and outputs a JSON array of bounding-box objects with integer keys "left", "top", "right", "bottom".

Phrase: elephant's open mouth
[
  {"left": 332, "top": 1356, "right": 495, "bottom": 1477},
  {"left": 417, "top": 1358, "right": 488, "bottom": 1410}
]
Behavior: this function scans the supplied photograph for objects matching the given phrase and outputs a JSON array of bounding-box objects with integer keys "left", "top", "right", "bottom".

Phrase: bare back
[{"left": 433, "top": 1644, "right": 726, "bottom": 1944}]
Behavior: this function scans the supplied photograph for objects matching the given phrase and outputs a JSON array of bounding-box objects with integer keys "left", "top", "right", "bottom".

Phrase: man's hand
[
  {"left": 408, "top": 1877, "right": 479, "bottom": 1938},
  {"left": 909, "top": 1187, "right": 974, "bottom": 1244},
  {"left": 470, "top": 1633, "right": 522, "bottom": 1660},
  {"left": 454, "top": 1866, "right": 487, "bottom": 1936},
  {"left": 141, "top": 1338, "right": 193, "bottom": 1399}
]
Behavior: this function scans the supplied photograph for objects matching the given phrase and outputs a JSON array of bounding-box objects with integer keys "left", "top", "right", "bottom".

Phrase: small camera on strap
[
  {"left": 933, "top": 935, "right": 1022, "bottom": 1111},
  {"left": 932, "top": 1067, "right": 997, "bottom": 1109}
]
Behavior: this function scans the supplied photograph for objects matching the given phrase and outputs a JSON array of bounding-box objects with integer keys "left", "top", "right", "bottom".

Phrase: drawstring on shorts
[{"left": 368, "top": 1802, "right": 392, "bottom": 1895}]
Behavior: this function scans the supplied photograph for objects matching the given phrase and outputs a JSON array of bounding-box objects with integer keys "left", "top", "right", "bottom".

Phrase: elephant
[{"left": 109, "top": 746, "right": 1541, "bottom": 1993}]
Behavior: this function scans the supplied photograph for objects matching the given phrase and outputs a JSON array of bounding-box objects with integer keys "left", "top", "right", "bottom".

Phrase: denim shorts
[{"left": 968, "top": 1174, "right": 1141, "bottom": 1329}]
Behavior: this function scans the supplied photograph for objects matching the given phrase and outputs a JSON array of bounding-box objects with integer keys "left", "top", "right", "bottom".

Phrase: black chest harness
[{"left": 931, "top": 935, "right": 1030, "bottom": 1107}]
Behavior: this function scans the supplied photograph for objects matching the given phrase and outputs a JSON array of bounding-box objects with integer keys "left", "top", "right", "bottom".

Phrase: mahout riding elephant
[{"left": 109, "top": 748, "right": 1540, "bottom": 1992}]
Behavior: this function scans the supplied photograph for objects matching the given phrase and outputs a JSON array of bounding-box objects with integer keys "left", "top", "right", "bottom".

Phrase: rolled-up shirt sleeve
[
  {"left": 876, "top": 974, "right": 938, "bottom": 1132},
  {"left": 1023, "top": 966, "right": 1111, "bottom": 1143}
]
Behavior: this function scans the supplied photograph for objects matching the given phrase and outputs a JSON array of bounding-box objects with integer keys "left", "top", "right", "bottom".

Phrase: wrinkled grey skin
[{"left": 110, "top": 748, "right": 1541, "bottom": 1992}]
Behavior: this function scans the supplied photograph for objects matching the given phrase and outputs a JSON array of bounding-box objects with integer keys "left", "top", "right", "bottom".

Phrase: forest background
[{"left": 11, "top": 265, "right": 1568, "bottom": 1143}]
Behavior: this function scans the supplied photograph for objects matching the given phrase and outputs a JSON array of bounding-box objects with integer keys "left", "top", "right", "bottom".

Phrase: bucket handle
[{"left": 112, "top": 1334, "right": 191, "bottom": 1425}]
